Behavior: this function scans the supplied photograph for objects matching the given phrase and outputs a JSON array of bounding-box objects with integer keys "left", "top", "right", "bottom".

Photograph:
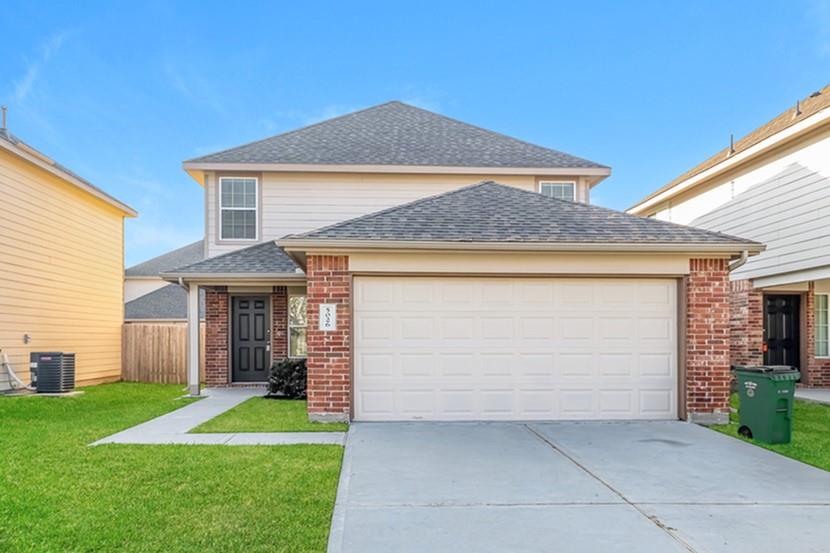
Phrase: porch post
[{"left": 187, "top": 283, "right": 201, "bottom": 396}]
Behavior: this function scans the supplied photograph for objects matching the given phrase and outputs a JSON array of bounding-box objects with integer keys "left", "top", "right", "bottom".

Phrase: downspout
[{"left": 729, "top": 250, "right": 749, "bottom": 272}]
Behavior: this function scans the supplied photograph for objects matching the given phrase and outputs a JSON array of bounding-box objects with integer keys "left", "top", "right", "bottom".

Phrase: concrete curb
[{"left": 327, "top": 427, "right": 354, "bottom": 553}]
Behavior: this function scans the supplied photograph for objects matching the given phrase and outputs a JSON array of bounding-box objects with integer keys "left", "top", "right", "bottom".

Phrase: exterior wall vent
[{"left": 29, "top": 352, "right": 76, "bottom": 393}]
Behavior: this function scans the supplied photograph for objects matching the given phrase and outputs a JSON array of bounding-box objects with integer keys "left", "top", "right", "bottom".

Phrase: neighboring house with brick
[
  {"left": 628, "top": 84, "right": 830, "bottom": 387},
  {"left": 162, "top": 101, "right": 761, "bottom": 424},
  {"left": 0, "top": 125, "right": 136, "bottom": 390}
]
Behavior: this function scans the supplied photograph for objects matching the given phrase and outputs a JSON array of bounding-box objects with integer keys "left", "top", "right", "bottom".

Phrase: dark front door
[
  {"left": 764, "top": 294, "right": 800, "bottom": 368},
  {"left": 232, "top": 296, "right": 270, "bottom": 382}
]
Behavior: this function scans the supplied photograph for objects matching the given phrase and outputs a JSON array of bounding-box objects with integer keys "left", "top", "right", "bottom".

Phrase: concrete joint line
[
  {"left": 524, "top": 424, "right": 700, "bottom": 553},
  {"left": 346, "top": 500, "right": 627, "bottom": 508}
]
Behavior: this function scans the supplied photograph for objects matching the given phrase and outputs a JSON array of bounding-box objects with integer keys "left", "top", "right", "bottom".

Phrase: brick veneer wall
[
  {"left": 306, "top": 255, "right": 350, "bottom": 421},
  {"left": 805, "top": 282, "right": 830, "bottom": 386},
  {"left": 729, "top": 279, "right": 763, "bottom": 368},
  {"left": 204, "top": 286, "right": 229, "bottom": 387},
  {"left": 686, "top": 259, "right": 731, "bottom": 423},
  {"left": 272, "top": 286, "right": 288, "bottom": 362}
]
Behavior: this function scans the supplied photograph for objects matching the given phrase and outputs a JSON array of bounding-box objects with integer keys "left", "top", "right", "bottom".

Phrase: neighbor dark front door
[
  {"left": 232, "top": 296, "right": 270, "bottom": 382},
  {"left": 764, "top": 294, "right": 800, "bottom": 368}
]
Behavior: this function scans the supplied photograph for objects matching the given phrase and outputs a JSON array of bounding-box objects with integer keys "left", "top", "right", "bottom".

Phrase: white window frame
[
  {"left": 538, "top": 180, "right": 577, "bottom": 202},
  {"left": 219, "top": 176, "right": 258, "bottom": 241},
  {"left": 288, "top": 294, "right": 307, "bottom": 359},
  {"left": 816, "top": 293, "right": 829, "bottom": 358}
]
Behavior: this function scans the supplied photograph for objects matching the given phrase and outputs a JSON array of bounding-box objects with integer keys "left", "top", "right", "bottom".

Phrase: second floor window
[
  {"left": 539, "top": 181, "right": 576, "bottom": 202},
  {"left": 220, "top": 177, "right": 257, "bottom": 240}
]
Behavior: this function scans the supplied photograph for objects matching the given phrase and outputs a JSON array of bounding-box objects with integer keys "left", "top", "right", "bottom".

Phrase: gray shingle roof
[
  {"left": 287, "top": 182, "right": 761, "bottom": 246},
  {"left": 164, "top": 241, "right": 302, "bottom": 276},
  {"left": 126, "top": 240, "right": 205, "bottom": 277},
  {"left": 124, "top": 284, "right": 204, "bottom": 320},
  {"left": 187, "top": 102, "right": 607, "bottom": 169}
]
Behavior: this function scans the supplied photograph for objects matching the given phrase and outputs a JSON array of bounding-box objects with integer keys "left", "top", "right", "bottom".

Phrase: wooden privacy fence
[{"left": 122, "top": 322, "right": 205, "bottom": 384}]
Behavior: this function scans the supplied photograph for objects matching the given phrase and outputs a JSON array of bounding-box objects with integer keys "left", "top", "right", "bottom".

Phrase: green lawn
[
  {"left": 0, "top": 383, "right": 342, "bottom": 552},
  {"left": 712, "top": 393, "right": 830, "bottom": 472},
  {"left": 191, "top": 398, "right": 348, "bottom": 433}
]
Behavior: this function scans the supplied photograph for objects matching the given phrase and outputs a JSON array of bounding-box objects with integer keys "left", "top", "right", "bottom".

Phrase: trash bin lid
[{"left": 732, "top": 365, "right": 797, "bottom": 373}]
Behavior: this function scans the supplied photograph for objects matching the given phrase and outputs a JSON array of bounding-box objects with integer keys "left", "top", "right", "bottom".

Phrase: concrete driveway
[{"left": 329, "top": 421, "right": 830, "bottom": 553}]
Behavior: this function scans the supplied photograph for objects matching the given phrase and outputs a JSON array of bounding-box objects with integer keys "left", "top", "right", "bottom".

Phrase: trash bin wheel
[{"left": 738, "top": 425, "right": 753, "bottom": 439}]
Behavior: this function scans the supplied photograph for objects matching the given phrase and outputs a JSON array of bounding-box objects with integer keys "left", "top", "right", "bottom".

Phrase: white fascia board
[
  {"left": 0, "top": 138, "right": 137, "bottom": 216},
  {"left": 628, "top": 107, "right": 830, "bottom": 214},
  {"left": 182, "top": 161, "right": 611, "bottom": 178},
  {"left": 751, "top": 265, "right": 830, "bottom": 288}
]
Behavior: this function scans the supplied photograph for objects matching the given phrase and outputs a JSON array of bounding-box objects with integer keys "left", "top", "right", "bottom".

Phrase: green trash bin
[{"left": 733, "top": 365, "right": 800, "bottom": 444}]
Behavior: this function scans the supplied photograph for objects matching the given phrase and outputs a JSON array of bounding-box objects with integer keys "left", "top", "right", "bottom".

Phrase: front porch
[{"left": 730, "top": 278, "right": 830, "bottom": 386}]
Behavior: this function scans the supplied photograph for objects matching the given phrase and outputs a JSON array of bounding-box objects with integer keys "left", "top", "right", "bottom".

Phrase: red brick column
[
  {"left": 306, "top": 255, "right": 350, "bottom": 422},
  {"left": 272, "top": 286, "right": 288, "bottom": 362},
  {"left": 686, "top": 259, "right": 731, "bottom": 423},
  {"left": 204, "top": 286, "right": 230, "bottom": 386},
  {"left": 804, "top": 282, "right": 830, "bottom": 386},
  {"left": 729, "top": 279, "right": 763, "bottom": 367}
]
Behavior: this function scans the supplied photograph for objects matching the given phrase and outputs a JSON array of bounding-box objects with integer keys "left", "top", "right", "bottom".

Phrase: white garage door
[{"left": 353, "top": 276, "right": 678, "bottom": 421}]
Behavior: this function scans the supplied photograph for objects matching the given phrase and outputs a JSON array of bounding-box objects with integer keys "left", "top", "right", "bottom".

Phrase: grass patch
[
  {"left": 191, "top": 397, "right": 348, "bottom": 433},
  {"left": 0, "top": 382, "right": 342, "bottom": 552},
  {"left": 712, "top": 393, "right": 830, "bottom": 472}
]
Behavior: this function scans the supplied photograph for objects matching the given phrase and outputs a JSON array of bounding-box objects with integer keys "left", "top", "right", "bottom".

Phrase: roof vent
[
  {"left": 810, "top": 90, "right": 822, "bottom": 98},
  {"left": 1, "top": 105, "right": 6, "bottom": 130},
  {"left": 728, "top": 134, "right": 735, "bottom": 156},
  {"left": 794, "top": 99, "right": 802, "bottom": 118}
]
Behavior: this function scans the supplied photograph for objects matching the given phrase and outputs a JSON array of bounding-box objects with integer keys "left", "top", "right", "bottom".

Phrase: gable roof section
[
  {"left": 280, "top": 182, "right": 762, "bottom": 251},
  {"left": 126, "top": 240, "right": 205, "bottom": 277},
  {"left": 162, "top": 240, "right": 302, "bottom": 278},
  {"left": 125, "top": 284, "right": 204, "bottom": 320},
  {"left": 185, "top": 102, "right": 608, "bottom": 172},
  {"left": 630, "top": 84, "right": 830, "bottom": 212},
  {"left": 0, "top": 128, "right": 136, "bottom": 216}
]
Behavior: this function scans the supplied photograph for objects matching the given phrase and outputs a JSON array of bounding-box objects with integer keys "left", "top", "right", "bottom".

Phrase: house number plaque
[{"left": 319, "top": 304, "right": 337, "bottom": 331}]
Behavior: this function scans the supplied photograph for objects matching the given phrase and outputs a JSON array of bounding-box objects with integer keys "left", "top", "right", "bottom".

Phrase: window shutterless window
[
  {"left": 816, "top": 294, "right": 829, "bottom": 357},
  {"left": 288, "top": 295, "right": 307, "bottom": 358},
  {"left": 538, "top": 181, "right": 576, "bottom": 201},
  {"left": 219, "top": 177, "right": 257, "bottom": 240}
]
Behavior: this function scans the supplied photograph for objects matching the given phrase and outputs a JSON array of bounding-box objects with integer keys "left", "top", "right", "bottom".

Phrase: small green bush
[{"left": 268, "top": 358, "right": 307, "bottom": 398}]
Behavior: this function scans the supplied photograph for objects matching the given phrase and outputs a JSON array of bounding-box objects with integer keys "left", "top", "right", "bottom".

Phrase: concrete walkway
[
  {"left": 91, "top": 387, "right": 346, "bottom": 446},
  {"left": 796, "top": 387, "right": 830, "bottom": 405}
]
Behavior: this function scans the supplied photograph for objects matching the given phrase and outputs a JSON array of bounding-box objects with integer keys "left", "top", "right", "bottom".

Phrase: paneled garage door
[{"left": 353, "top": 276, "right": 678, "bottom": 421}]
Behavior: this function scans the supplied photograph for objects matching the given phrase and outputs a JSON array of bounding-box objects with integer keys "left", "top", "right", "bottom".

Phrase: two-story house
[
  {"left": 162, "top": 101, "right": 761, "bottom": 424},
  {"left": 0, "top": 124, "right": 135, "bottom": 390},
  {"left": 628, "top": 84, "right": 830, "bottom": 388}
]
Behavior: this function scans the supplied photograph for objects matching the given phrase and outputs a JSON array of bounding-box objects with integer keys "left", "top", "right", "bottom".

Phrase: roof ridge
[
  {"left": 396, "top": 103, "right": 608, "bottom": 169},
  {"left": 288, "top": 181, "right": 496, "bottom": 239},
  {"left": 498, "top": 182, "right": 756, "bottom": 243},
  {"left": 168, "top": 239, "right": 277, "bottom": 273},
  {"left": 185, "top": 101, "right": 403, "bottom": 164}
]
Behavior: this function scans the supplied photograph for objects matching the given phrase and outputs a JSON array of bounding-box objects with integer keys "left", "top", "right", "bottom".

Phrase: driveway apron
[{"left": 330, "top": 421, "right": 830, "bottom": 553}]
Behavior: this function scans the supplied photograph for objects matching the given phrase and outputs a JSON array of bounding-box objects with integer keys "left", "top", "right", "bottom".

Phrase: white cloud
[
  {"left": 12, "top": 30, "right": 70, "bottom": 103},
  {"left": 163, "top": 58, "right": 230, "bottom": 118}
]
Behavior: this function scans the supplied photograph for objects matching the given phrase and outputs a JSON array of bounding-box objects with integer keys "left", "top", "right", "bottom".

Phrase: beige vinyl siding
[
  {"left": 124, "top": 277, "right": 168, "bottom": 303},
  {"left": 205, "top": 172, "right": 590, "bottom": 257},
  {"left": 0, "top": 149, "right": 125, "bottom": 388}
]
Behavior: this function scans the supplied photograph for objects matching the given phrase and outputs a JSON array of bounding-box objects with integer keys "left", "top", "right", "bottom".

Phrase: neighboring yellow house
[{"left": 0, "top": 125, "right": 136, "bottom": 390}]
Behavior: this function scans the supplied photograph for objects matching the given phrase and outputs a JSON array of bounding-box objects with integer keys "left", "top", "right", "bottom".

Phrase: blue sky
[{"left": 2, "top": 1, "right": 829, "bottom": 266}]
